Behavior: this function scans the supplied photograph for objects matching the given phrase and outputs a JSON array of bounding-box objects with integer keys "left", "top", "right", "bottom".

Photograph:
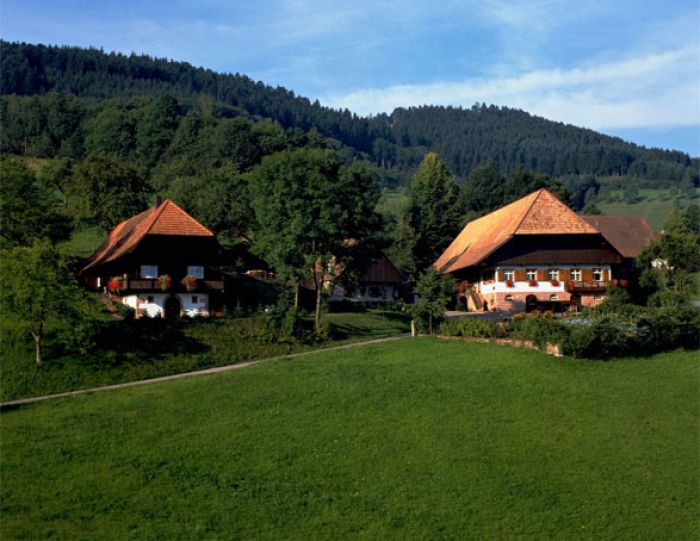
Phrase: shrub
[
  {"left": 439, "top": 317, "right": 506, "bottom": 338},
  {"left": 562, "top": 317, "right": 630, "bottom": 359},
  {"left": 516, "top": 317, "right": 569, "bottom": 350},
  {"left": 634, "top": 307, "right": 700, "bottom": 353}
]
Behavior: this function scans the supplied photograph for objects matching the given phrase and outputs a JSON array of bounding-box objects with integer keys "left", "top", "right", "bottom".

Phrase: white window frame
[
  {"left": 526, "top": 269, "right": 537, "bottom": 281},
  {"left": 571, "top": 268, "right": 582, "bottom": 281},
  {"left": 140, "top": 265, "right": 158, "bottom": 279},
  {"left": 593, "top": 268, "right": 604, "bottom": 282},
  {"left": 549, "top": 294, "right": 558, "bottom": 302},
  {"left": 505, "top": 295, "right": 514, "bottom": 301},
  {"left": 503, "top": 269, "right": 515, "bottom": 281},
  {"left": 187, "top": 266, "right": 204, "bottom": 279},
  {"left": 548, "top": 269, "right": 560, "bottom": 281}
]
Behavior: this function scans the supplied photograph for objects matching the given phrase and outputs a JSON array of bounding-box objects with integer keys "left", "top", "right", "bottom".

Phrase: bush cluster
[
  {"left": 439, "top": 317, "right": 508, "bottom": 339},
  {"left": 440, "top": 306, "right": 699, "bottom": 360}
]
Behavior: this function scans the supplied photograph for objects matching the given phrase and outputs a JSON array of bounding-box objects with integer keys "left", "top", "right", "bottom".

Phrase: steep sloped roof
[
  {"left": 361, "top": 253, "right": 405, "bottom": 283},
  {"left": 582, "top": 215, "right": 658, "bottom": 258},
  {"left": 434, "top": 188, "right": 599, "bottom": 273},
  {"left": 82, "top": 199, "right": 214, "bottom": 272}
]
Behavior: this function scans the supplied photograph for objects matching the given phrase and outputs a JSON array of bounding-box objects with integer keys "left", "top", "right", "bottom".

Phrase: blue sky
[{"left": 2, "top": 0, "right": 699, "bottom": 156}]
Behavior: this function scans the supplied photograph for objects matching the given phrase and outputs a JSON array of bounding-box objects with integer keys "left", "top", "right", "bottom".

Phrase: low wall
[{"left": 435, "top": 335, "right": 563, "bottom": 357}]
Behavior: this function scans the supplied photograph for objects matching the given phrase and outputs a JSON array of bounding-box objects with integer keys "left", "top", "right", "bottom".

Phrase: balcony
[
  {"left": 115, "top": 278, "right": 224, "bottom": 292},
  {"left": 565, "top": 280, "right": 609, "bottom": 292}
]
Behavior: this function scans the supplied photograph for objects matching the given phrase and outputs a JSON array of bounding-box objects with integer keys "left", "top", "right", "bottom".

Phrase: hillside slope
[{"left": 2, "top": 41, "right": 697, "bottom": 185}]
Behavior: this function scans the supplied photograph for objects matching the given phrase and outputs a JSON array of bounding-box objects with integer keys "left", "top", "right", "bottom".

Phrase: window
[
  {"left": 548, "top": 269, "right": 560, "bottom": 281},
  {"left": 191, "top": 296, "right": 198, "bottom": 304},
  {"left": 593, "top": 268, "right": 604, "bottom": 281},
  {"left": 505, "top": 295, "right": 514, "bottom": 301},
  {"left": 570, "top": 268, "right": 582, "bottom": 281},
  {"left": 369, "top": 286, "right": 383, "bottom": 298},
  {"left": 549, "top": 294, "right": 558, "bottom": 302},
  {"left": 503, "top": 269, "right": 515, "bottom": 281},
  {"left": 594, "top": 294, "right": 603, "bottom": 300},
  {"left": 187, "top": 266, "right": 204, "bottom": 279},
  {"left": 147, "top": 296, "right": 154, "bottom": 303},
  {"left": 140, "top": 265, "right": 158, "bottom": 279},
  {"left": 526, "top": 269, "right": 537, "bottom": 281}
]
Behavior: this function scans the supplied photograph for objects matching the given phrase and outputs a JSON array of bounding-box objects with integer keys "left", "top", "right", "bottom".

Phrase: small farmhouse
[
  {"left": 81, "top": 199, "right": 224, "bottom": 318},
  {"left": 434, "top": 188, "right": 642, "bottom": 313},
  {"left": 328, "top": 252, "right": 405, "bottom": 303}
]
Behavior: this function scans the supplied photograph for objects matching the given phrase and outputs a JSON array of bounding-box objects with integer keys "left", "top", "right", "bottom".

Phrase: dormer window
[
  {"left": 140, "top": 265, "right": 158, "bottom": 279},
  {"left": 187, "top": 266, "right": 204, "bottom": 279},
  {"left": 503, "top": 269, "right": 515, "bottom": 281}
]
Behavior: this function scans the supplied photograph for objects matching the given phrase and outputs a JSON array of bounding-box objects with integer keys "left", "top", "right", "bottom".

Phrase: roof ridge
[
  {"left": 141, "top": 199, "right": 170, "bottom": 236},
  {"left": 165, "top": 199, "right": 215, "bottom": 236},
  {"left": 511, "top": 188, "right": 545, "bottom": 234}
]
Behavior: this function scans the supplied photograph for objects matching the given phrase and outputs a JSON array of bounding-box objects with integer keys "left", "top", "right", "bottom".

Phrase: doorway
[{"left": 164, "top": 296, "right": 181, "bottom": 319}]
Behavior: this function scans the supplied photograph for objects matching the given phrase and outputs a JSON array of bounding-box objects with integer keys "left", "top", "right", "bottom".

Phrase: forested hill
[{"left": 1, "top": 40, "right": 697, "bottom": 185}]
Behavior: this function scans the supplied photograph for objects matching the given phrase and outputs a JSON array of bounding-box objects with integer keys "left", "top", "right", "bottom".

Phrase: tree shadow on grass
[{"left": 72, "top": 318, "right": 210, "bottom": 368}]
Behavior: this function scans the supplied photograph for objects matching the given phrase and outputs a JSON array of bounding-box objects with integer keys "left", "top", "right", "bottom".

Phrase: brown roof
[
  {"left": 82, "top": 200, "right": 214, "bottom": 272},
  {"left": 582, "top": 215, "right": 658, "bottom": 258},
  {"left": 361, "top": 253, "right": 404, "bottom": 284},
  {"left": 434, "top": 188, "right": 599, "bottom": 274}
]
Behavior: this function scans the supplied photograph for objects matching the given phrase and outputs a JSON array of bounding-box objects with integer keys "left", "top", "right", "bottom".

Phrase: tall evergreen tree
[{"left": 409, "top": 152, "right": 463, "bottom": 271}]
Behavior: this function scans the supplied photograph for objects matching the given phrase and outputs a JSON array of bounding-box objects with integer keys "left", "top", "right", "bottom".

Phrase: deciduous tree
[{"left": 250, "top": 148, "right": 382, "bottom": 332}]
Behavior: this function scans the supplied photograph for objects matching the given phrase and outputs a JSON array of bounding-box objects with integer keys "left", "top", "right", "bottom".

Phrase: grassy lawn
[
  {"left": 0, "top": 310, "right": 410, "bottom": 402},
  {"left": 2, "top": 339, "right": 698, "bottom": 539}
]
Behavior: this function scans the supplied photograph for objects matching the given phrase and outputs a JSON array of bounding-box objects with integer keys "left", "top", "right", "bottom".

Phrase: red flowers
[
  {"left": 107, "top": 277, "right": 123, "bottom": 292},
  {"left": 550, "top": 279, "right": 559, "bottom": 286},
  {"left": 619, "top": 279, "right": 629, "bottom": 288},
  {"left": 181, "top": 275, "right": 198, "bottom": 292},
  {"left": 505, "top": 280, "right": 514, "bottom": 287},
  {"left": 528, "top": 279, "right": 537, "bottom": 286}
]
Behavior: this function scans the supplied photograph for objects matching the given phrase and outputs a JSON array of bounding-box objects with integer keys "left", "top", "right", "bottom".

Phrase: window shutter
[
  {"left": 514, "top": 269, "right": 526, "bottom": 281},
  {"left": 559, "top": 269, "right": 570, "bottom": 281},
  {"left": 537, "top": 269, "right": 548, "bottom": 281},
  {"left": 582, "top": 269, "right": 594, "bottom": 282}
]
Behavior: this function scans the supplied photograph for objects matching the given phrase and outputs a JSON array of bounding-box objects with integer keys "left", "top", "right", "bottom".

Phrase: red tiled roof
[
  {"left": 81, "top": 200, "right": 214, "bottom": 272},
  {"left": 434, "top": 188, "right": 599, "bottom": 274},
  {"left": 582, "top": 215, "right": 658, "bottom": 258}
]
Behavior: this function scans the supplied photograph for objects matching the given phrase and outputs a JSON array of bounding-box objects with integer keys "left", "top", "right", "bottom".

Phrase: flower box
[
  {"left": 107, "top": 277, "right": 124, "bottom": 293},
  {"left": 528, "top": 279, "right": 537, "bottom": 286},
  {"left": 181, "top": 275, "right": 199, "bottom": 292},
  {"left": 157, "top": 274, "right": 172, "bottom": 291}
]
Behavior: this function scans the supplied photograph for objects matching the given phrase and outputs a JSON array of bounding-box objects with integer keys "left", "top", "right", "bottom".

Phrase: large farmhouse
[
  {"left": 81, "top": 199, "right": 224, "bottom": 318},
  {"left": 434, "top": 188, "right": 655, "bottom": 313}
]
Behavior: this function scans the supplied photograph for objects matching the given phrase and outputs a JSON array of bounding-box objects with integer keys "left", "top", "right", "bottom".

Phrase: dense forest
[{"left": 2, "top": 41, "right": 698, "bottom": 188}]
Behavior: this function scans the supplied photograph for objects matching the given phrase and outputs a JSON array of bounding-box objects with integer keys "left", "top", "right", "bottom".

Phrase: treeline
[
  {"left": 0, "top": 93, "right": 377, "bottom": 242},
  {"left": 2, "top": 41, "right": 698, "bottom": 187}
]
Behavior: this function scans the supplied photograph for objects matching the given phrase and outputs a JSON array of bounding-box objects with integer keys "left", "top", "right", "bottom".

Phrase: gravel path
[{"left": 0, "top": 334, "right": 410, "bottom": 410}]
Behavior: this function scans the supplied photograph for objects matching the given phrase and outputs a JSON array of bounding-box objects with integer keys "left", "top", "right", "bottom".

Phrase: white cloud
[{"left": 323, "top": 45, "right": 700, "bottom": 130}]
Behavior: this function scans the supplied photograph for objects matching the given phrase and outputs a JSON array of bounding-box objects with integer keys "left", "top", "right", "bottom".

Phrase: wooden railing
[
  {"left": 565, "top": 280, "right": 609, "bottom": 292},
  {"left": 121, "top": 279, "right": 224, "bottom": 291}
]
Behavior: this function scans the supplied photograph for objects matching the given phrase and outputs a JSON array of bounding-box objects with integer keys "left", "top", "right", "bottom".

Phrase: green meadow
[{"left": 2, "top": 339, "right": 698, "bottom": 539}]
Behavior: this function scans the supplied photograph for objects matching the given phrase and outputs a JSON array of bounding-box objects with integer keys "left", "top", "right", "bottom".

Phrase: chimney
[{"left": 154, "top": 195, "right": 163, "bottom": 208}]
